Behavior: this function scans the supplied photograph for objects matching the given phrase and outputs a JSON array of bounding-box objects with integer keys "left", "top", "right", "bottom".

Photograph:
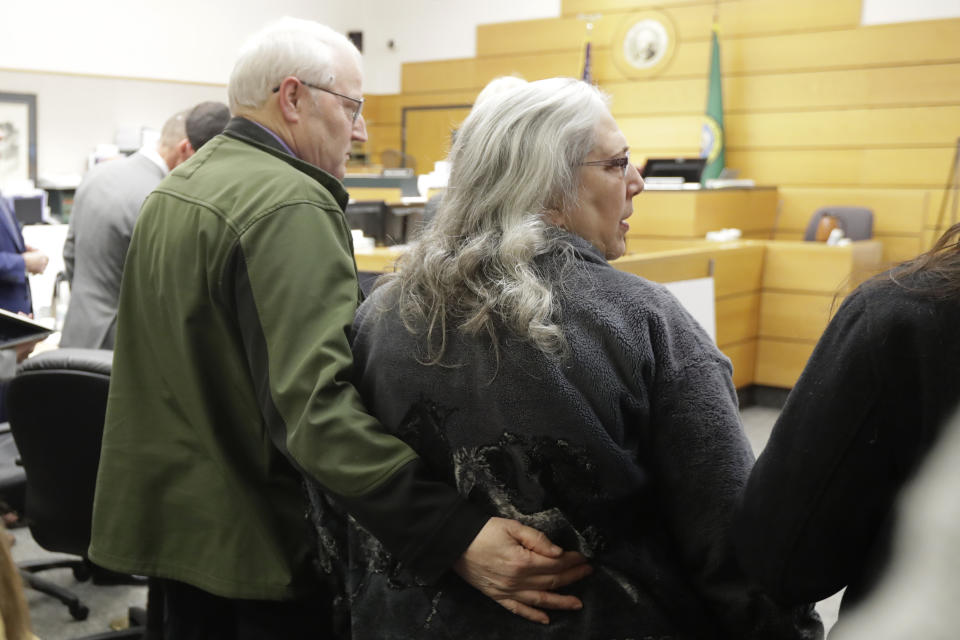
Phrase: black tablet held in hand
[{"left": 0, "top": 309, "right": 53, "bottom": 349}]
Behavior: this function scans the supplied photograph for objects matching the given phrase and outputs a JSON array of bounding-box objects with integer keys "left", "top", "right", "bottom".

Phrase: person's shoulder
[
  {"left": 356, "top": 280, "right": 400, "bottom": 327},
  {"left": 572, "top": 257, "right": 679, "bottom": 314},
  {"left": 855, "top": 270, "right": 948, "bottom": 318},
  {"left": 207, "top": 137, "right": 340, "bottom": 207}
]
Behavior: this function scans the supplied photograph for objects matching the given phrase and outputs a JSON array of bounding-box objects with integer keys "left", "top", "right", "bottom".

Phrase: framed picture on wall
[{"left": 0, "top": 92, "right": 38, "bottom": 186}]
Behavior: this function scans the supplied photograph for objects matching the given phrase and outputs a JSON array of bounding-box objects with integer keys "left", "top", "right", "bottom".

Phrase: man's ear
[
  {"left": 178, "top": 138, "right": 195, "bottom": 159},
  {"left": 276, "top": 76, "right": 305, "bottom": 123}
]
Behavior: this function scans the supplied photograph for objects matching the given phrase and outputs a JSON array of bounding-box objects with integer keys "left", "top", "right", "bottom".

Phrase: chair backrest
[
  {"left": 6, "top": 348, "right": 112, "bottom": 556},
  {"left": 804, "top": 206, "right": 875, "bottom": 241}
]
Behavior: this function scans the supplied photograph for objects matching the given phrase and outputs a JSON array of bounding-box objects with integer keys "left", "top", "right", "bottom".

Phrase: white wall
[
  {"left": 0, "top": 70, "right": 227, "bottom": 179},
  {"left": 862, "top": 0, "right": 960, "bottom": 25},
  {"left": 0, "top": 0, "right": 559, "bottom": 91},
  {"left": 0, "top": 0, "right": 559, "bottom": 179},
  {"left": 348, "top": 0, "right": 562, "bottom": 94}
]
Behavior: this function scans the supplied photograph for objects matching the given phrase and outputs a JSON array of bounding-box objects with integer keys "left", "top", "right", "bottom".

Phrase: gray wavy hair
[
  {"left": 228, "top": 17, "right": 360, "bottom": 113},
  {"left": 381, "top": 77, "right": 610, "bottom": 363}
]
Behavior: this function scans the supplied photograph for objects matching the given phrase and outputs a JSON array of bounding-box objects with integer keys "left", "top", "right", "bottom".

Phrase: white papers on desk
[{"left": 643, "top": 177, "right": 702, "bottom": 190}]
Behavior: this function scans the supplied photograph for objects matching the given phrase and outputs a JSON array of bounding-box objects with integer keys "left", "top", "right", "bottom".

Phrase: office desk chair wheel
[
  {"left": 70, "top": 601, "right": 91, "bottom": 621},
  {"left": 74, "top": 563, "right": 92, "bottom": 581}
]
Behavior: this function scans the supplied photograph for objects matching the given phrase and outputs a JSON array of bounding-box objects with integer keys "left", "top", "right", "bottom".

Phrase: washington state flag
[{"left": 700, "top": 22, "right": 725, "bottom": 183}]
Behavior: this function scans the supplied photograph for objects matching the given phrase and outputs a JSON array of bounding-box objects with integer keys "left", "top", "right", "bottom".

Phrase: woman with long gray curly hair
[{"left": 344, "top": 77, "right": 821, "bottom": 639}]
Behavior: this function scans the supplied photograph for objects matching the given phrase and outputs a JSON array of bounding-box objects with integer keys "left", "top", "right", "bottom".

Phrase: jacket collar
[
  {"left": 222, "top": 117, "right": 350, "bottom": 212},
  {"left": 557, "top": 229, "right": 609, "bottom": 266}
]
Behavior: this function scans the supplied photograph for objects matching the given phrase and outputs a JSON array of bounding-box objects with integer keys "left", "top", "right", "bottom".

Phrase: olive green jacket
[{"left": 88, "top": 118, "right": 486, "bottom": 600}]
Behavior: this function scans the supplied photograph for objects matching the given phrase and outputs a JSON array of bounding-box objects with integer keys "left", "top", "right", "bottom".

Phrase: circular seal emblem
[
  {"left": 613, "top": 11, "right": 677, "bottom": 79},
  {"left": 623, "top": 20, "right": 669, "bottom": 69}
]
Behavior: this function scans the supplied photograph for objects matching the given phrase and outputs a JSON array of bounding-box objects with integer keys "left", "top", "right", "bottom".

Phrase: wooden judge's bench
[{"left": 353, "top": 187, "right": 885, "bottom": 391}]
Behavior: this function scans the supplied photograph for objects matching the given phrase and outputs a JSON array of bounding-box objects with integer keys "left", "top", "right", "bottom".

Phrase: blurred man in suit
[
  {"left": 0, "top": 135, "right": 48, "bottom": 422},
  {"left": 60, "top": 102, "right": 230, "bottom": 349},
  {"left": 0, "top": 194, "right": 46, "bottom": 316}
]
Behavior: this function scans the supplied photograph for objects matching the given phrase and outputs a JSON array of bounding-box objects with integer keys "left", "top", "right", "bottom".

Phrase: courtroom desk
[
  {"left": 756, "top": 240, "right": 884, "bottom": 388},
  {"left": 625, "top": 187, "right": 778, "bottom": 251},
  {"left": 354, "top": 246, "right": 404, "bottom": 273}
]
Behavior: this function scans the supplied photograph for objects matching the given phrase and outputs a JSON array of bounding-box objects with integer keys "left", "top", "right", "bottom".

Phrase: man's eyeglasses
[
  {"left": 580, "top": 151, "right": 631, "bottom": 178},
  {"left": 272, "top": 79, "right": 364, "bottom": 123}
]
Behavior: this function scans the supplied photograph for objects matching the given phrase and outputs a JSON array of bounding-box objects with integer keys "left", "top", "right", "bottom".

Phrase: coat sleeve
[
  {"left": 0, "top": 251, "right": 26, "bottom": 284},
  {"left": 646, "top": 299, "right": 822, "bottom": 638},
  {"left": 231, "top": 201, "right": 487, "bottom": 582},
  {"left": 735, "top": 289, "right": 895, "bottom": 604}
]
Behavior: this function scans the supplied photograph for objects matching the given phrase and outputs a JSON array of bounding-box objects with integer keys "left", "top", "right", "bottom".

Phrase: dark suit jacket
[{"left": 0, "top": 195, "right": 32, "bottom": 315}]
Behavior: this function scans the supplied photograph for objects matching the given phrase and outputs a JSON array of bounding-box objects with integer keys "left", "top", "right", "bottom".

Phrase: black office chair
[
  {"left": 803, "top": 206, "right": 875, "bottom": 241},
  {"left": 7, "top": 348, "right": 152, "bottom": 636}
]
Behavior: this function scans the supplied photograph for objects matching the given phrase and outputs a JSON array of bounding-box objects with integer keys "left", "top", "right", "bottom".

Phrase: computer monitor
[
  {"left": 12, "top": 195, "right": 44, "bottom": 225},
  {"left": 641, "top": 157, "right": 707, "bottom": 183}
]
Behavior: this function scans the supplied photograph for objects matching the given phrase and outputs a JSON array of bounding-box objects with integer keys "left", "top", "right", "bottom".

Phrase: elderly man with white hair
[{"left": 88, "top": 17, "right": 588, "bottom": 639}]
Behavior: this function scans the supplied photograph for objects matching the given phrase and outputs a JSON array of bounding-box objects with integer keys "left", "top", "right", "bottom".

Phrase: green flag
[{"left": 700, "top": 22, "right": 725, "bottom": 184}]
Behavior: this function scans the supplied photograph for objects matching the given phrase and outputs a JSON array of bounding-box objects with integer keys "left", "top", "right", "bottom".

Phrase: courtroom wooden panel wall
[{"left": 359, "top": 0, "right": 959, "bottom": 335}]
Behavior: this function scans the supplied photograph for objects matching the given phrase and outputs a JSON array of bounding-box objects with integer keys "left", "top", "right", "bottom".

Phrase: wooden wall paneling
[
  {"left": 762, "top": 240, "right": 883, "bottom": 293},
  {"left": 361, "top": 95, "right": 393, "bottom": 125},
  {"left": 403, "top": 107, "right": 471, "bottom": 176},
  {"left": 619, "top": 115, "right": 702, "bottom": 151},
  {"left": 726, "top": 106, "right": 960, "bottom": 149},
  {"left": 716, "top": 292, "right": 760, "bottom": 346},
  {"left": 759, "top": 291, "right": 834, "bottom": 341},
  {"left": 726, "top": 64, "right": 960, "bottom": 112},
  {"left": 722, "top": 19, "right": 960, "bottom": 75},
  {"left": 403, "top": 40, "right": 723, "bottom": 93},
  {"left": 776, "top": 188, "right": 928, "bottom": 235},
  {"left": 563, "top": 0, "right": 730, "bottom": 16},
  {"left": 721, "top": 339, "right": 757, "bottom": 389},
  {"left": 705, "top": 243, "right": 765, "bottom": 298},
  {"left": 403, "top": 52, "right": 584, "bottom": 94},
  {"left": 605, "top": 78, "right": 705, "bottom": 116},
  {"left": 772, "top": 231, "right": 803, "bottom": 241},
  {"left": 477, "top": 15, "right": 623, "bottom": 58},
  {"left": 755, "top": 339, "right": 815, "bottom": 388},
  {"left": 927, "top": 188, "right": 960, "bottom": 231},
  {"left": 406, "top": 19, "right": 960, "bottom": 93},
  {"left": 481, "top": 0, "right": 859, "bottom": 57},
  {"left": 364, "top": 124, "right": 401, "bottom": 163},
  {"left": 609, "top": 64, "right": 960, "bottom": 120},
  {"left": 877, "top": 235, "right": 924, "bottom": 265},
  {"left": 726, "top": 148, "right": 956, "bottom": 188},
  {"left": 717, "top": 0, "right": 860, "bottom": 36},
  {"left": 923, "top": 227, "right": 957, "bottom": 250}
]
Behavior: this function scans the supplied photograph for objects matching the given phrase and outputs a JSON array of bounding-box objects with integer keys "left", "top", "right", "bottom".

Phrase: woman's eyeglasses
[{"left": 580, "top": 151, "right": 631, "bottom": 177}]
